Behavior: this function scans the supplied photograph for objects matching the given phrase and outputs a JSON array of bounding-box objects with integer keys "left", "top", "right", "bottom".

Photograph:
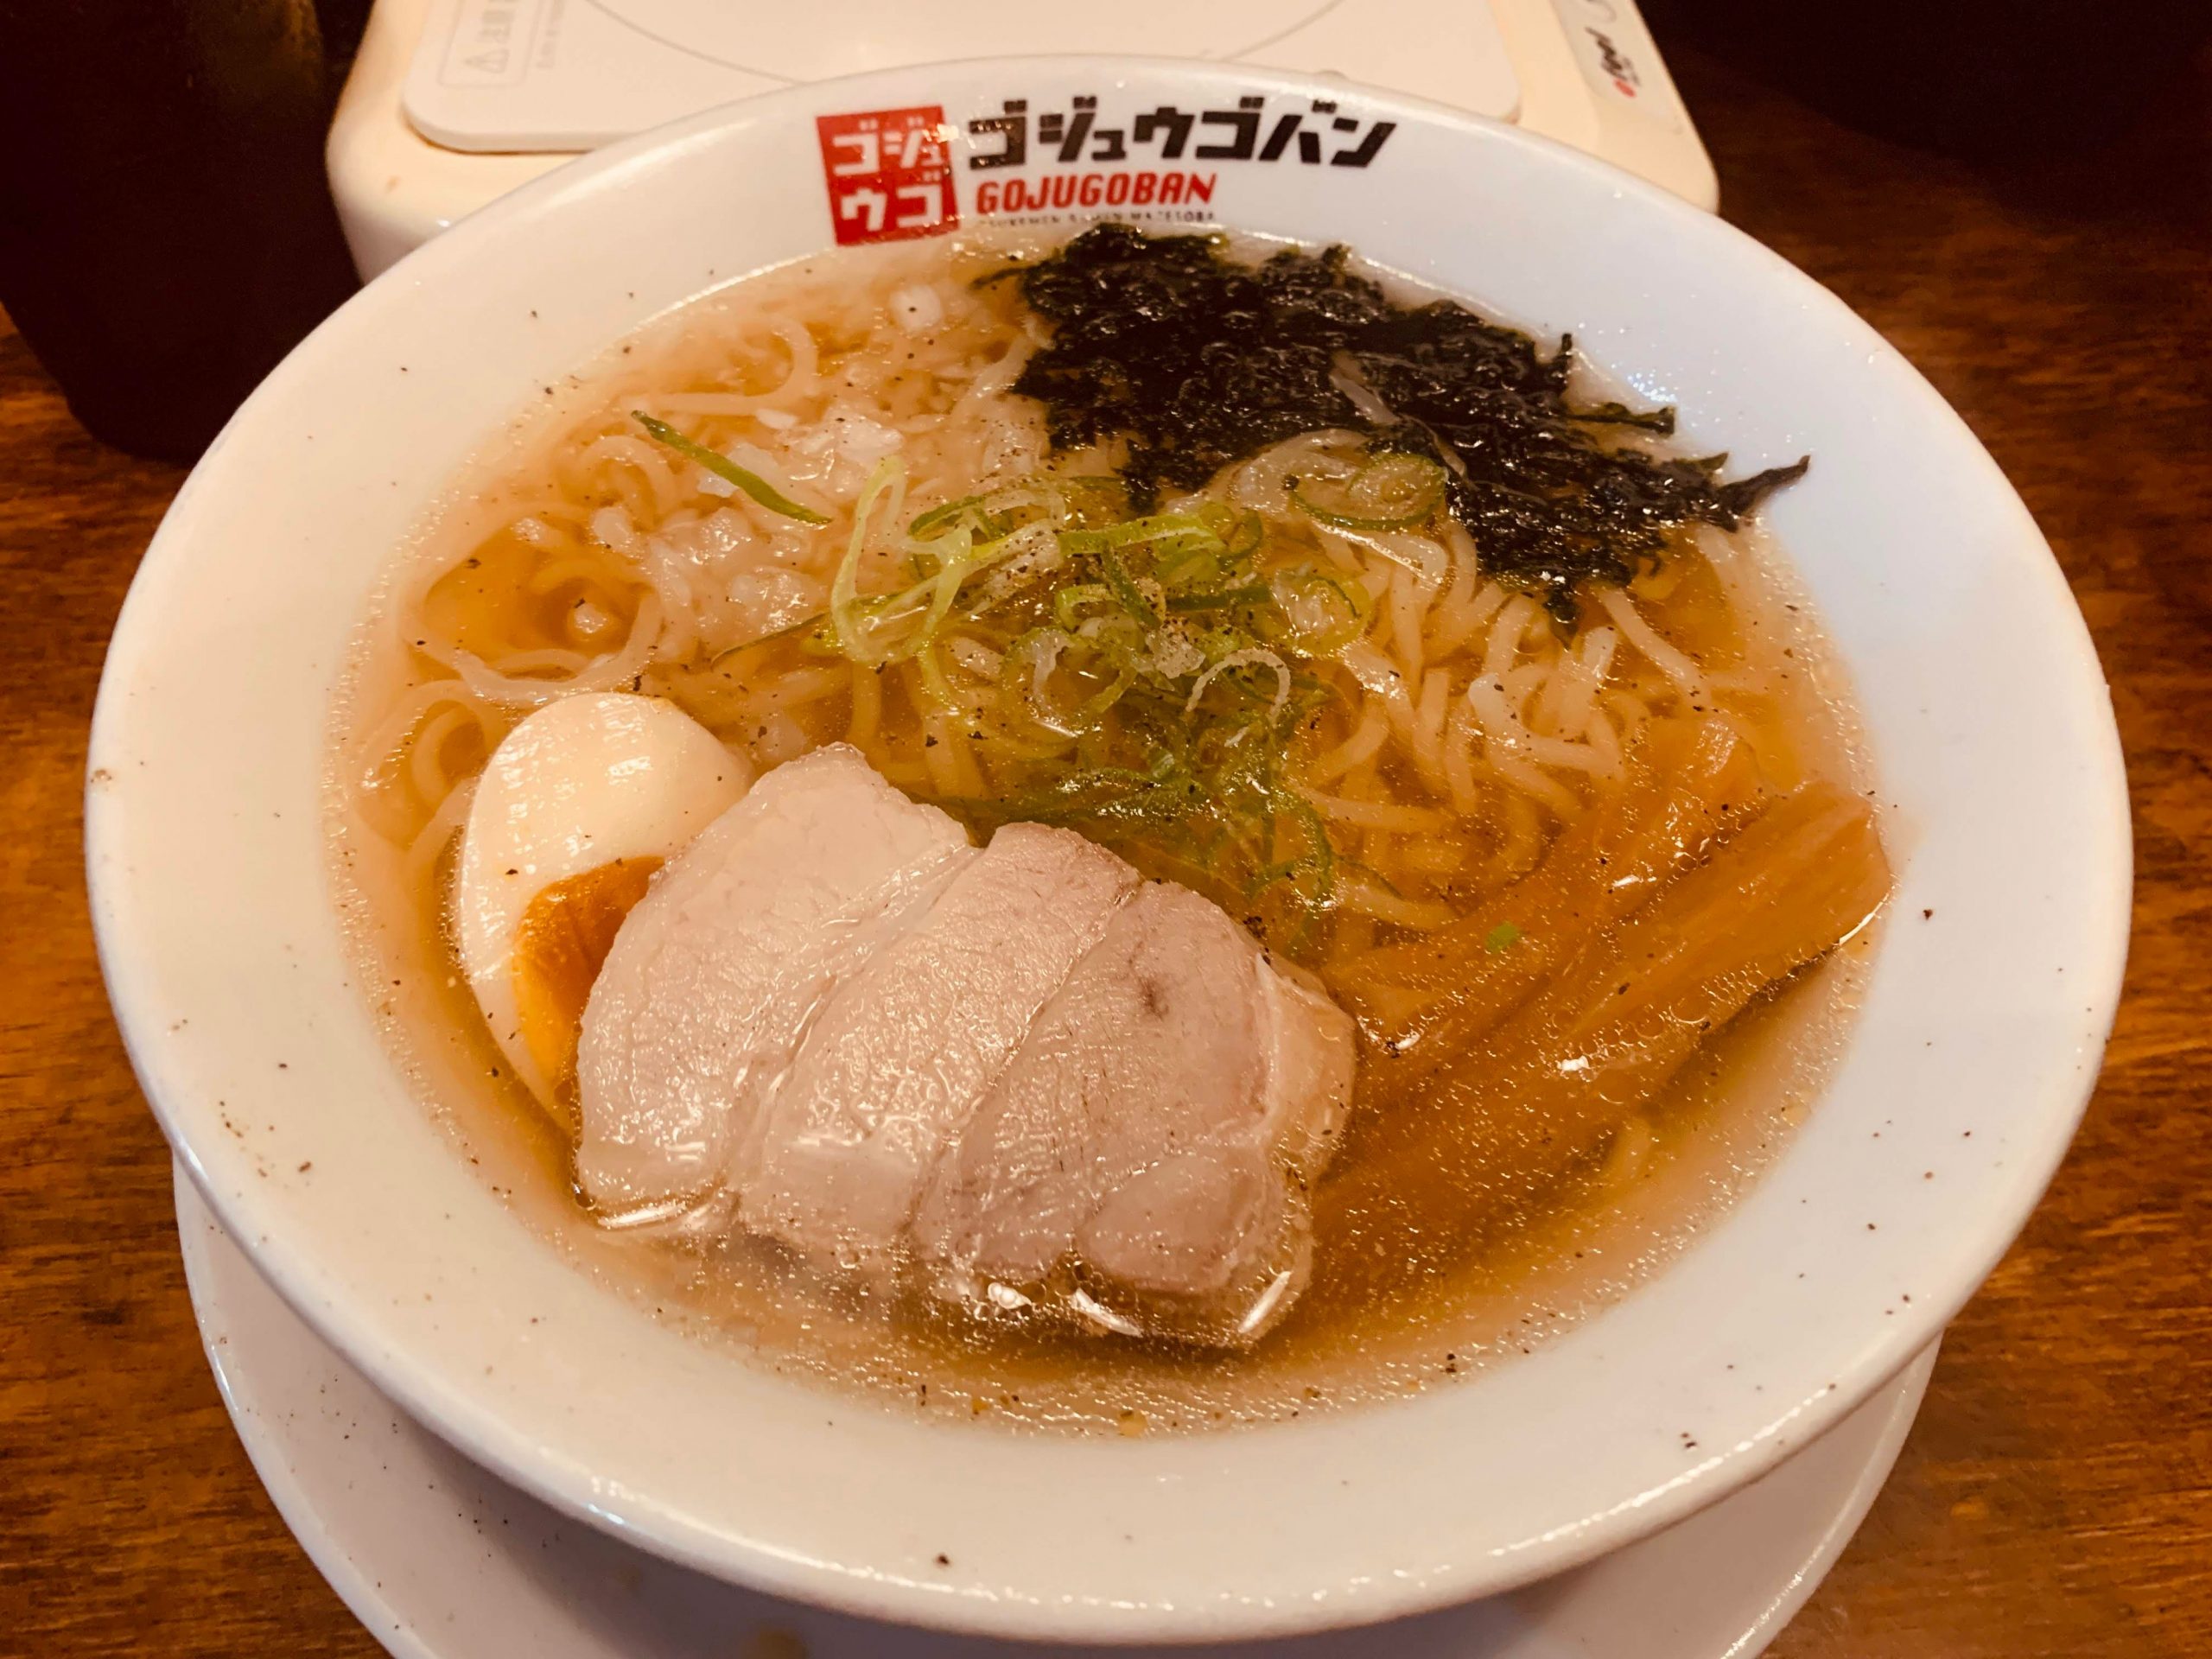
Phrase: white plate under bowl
[
  {"left": 90, "top": 54, "right": 2128, "bottom": 1644},
  {"left": 177, "top": 1162, "right": 1938, "bottom": 1659}
]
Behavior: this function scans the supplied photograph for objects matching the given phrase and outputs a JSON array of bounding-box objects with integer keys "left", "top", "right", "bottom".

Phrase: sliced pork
[
  {"left": 575, "top": 741, "right": 1356, "bottom": 1344},
  {"left": 910, "top": 883, "right": 1354, "bottom": 1342},
  {"left": 575, "top": 745, "right": 970, "bottom": 1212},
  {"left": 735, "top": 823, "right": 1136, "bottom": 1268}
]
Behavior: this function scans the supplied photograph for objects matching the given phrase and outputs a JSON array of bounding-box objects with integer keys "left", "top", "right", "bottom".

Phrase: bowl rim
[{"left": 89, "top": 53, "right": 2133, "bottom": 1642}]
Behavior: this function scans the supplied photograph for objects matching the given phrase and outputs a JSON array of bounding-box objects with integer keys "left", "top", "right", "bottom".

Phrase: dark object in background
[
  {"left": 0, "top": 0, "right": 369, "bottom": 461},
  {"left": 1641, "top": 0, "right": 2212, "bottom": 166}
]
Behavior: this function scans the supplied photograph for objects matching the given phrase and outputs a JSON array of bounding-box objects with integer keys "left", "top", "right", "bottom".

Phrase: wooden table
[{"left": 4, "top": 48, "right": 2208, "bottom": 1658}]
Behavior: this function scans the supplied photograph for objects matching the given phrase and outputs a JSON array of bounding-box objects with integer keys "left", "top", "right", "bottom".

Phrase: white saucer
[{"left": 176, "top": 1162, "right": 1936, "bottom": 1659}]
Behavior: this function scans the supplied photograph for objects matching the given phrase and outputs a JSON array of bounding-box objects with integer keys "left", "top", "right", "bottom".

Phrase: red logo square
[{"left": 815, "top": 105, "right": 959, "bottom": 246}]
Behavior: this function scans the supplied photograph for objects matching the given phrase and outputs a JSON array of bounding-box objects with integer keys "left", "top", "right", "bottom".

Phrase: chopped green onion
[
  {"left": 1151, "top": 542, "right": 1221, "bottom": 590},
  {"left": 1098, "top": 549, "right": 1157, "bottom": 632},
  {"left": 1060, "top": 510, "right": 1224, "bottom": 562},
  {"left": 1051, "top": 582, "right": 1116, "bottom": 632},
  {"left": 1198, "top": 501, "right": 1266, "bottom": 558},
  {"left": 632, "top": 412, "right": 830, "bottom": 525},
  {"left": 912, "top": 638, "right": 973, "bottom": 721},
  {"left": 1269, "top": 566, "right": 1373, "bottom": 654},
  {"left": 1001, "top": 626, "right": 1132, "bottom": 735},
  {"left": 706, "top": 610, "right": 826, "bottom": 666},
  {"left": 1484, "top": 921, "right": 1523, "bottom": 953},
  {"left": 907, "top": 494, "right": 992, "bottom": 539},
  {"left": 827, "top": 457, "right": 909, "bottom": 662},
  {"left": 1270, "top": 785, "right": 1338, "bottom": 902},
  {"left": 1290, "top": 453, "right": 1446, "bottom": 531},
  {"left": 776, "top": 451, "right": 1411, "bottom": 957},
  {"left": 898, "top": 524, "right": 976, "bottom": 664},
  {"left": 1166, "top": 582, "right": 1271, "bottom": 614}
]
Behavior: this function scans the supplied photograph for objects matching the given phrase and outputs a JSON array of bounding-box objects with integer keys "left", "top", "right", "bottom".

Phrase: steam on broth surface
[{"left": 332, "top": 224, "right": 1890, "bottom": 1431}]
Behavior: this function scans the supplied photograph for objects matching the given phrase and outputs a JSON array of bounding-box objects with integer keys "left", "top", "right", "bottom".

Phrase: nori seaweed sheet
[{"left": 1004, "top": 223, "right": 1807, "bottom": 620}]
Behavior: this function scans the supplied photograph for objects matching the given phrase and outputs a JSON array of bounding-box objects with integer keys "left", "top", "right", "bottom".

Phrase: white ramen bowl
[{"left": 89, "top": 57, "right": 2129, "bottom": 1643}]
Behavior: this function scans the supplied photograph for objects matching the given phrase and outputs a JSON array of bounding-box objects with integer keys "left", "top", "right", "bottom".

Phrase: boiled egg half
[{"left": 454, "top": 692, "right": 749, "bottom": 1114}]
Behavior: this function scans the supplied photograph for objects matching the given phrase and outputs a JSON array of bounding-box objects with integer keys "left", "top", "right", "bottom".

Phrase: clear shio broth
[{"left": 330, "top": 229, "right": 1885, "bottom": 1433}]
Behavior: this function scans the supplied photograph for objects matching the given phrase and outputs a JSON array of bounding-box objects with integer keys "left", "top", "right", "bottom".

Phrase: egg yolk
[{"left": 512, "top": 855, "right": 662, "bottom": 1108}]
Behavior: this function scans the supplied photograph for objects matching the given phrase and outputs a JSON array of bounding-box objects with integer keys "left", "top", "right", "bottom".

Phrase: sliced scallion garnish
[
  {"left": 1289, "top": 453, "right": 1446, "bottom": 531},
  {"left": 632, "top": 411, "right": 830, "bottom": 525}
]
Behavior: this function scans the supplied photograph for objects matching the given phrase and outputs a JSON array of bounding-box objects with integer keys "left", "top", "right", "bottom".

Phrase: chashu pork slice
[
  {"left": 575, "top": 744, "right": 972, "bottom": 1214},
  {"left": 734, "top": 823, "right": 1137, "bottom": 1268},
  {"left": 911, "top": 880, "right": 1357, "bottom": 1344}
]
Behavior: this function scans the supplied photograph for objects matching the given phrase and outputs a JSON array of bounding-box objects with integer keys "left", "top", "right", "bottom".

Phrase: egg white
[{"left": 454, "top": 692, "right": 749, "bottom": 1107}]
